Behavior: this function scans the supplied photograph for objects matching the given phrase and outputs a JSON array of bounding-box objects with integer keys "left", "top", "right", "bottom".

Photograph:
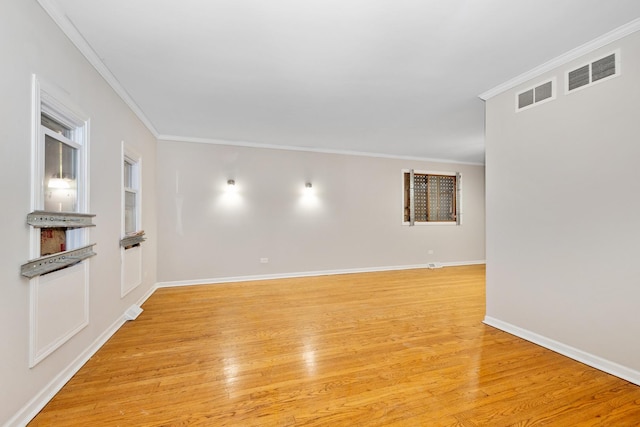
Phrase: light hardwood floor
[{"left": 29, "top": 265, "right": 640, "bottom": 426}]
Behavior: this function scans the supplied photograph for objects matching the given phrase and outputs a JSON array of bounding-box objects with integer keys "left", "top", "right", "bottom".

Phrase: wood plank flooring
[{"left": 29, "top": 265, "right": 640, "bottom": 426}]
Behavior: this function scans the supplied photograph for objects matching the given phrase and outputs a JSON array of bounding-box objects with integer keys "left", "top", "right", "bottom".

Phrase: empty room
[{"left": 2, "top": 0, "right": 640, "bottom": 425}]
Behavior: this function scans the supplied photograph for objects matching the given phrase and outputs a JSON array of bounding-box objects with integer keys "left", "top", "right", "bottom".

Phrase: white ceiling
[{"left": 45, "top": 1, "right": 640, "bottom": 164}]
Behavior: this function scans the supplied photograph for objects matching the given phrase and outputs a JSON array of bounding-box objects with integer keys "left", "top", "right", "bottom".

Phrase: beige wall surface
[
  {"left": 156, "top": 140, "right": 485, "bottom": 283},
  {"left": 485, "top": 31, "right": 640, "bottom": 374},
  {"left": 0, "top": 1, "right": 157, "bottom": 425},
  {"left": 1, "top": 1, "right": 483, "bottom": 424}
]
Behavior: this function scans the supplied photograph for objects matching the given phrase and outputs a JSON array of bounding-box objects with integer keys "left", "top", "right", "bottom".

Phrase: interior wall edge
[{"left": 483, "top": 316, "right": 640, "bottom": 387}]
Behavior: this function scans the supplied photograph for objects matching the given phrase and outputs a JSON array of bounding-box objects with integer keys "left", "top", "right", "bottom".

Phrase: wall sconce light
[
  {"left": 301, "top": 181, "right": 318, "bottom": 207},
  {"left": 224, "top": 178, "right": 239, "bottom": 198}
]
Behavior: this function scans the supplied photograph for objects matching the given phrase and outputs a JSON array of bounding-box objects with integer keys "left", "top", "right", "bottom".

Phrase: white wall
[
  {"left": 156, "top": 140, "right": 485, "bottom": 283},
  {"left": 0, "top": 1, "right": 157, "bottom": 425},
  {"left": 485, "top": 31, "right": 640, "bottom": 379}
]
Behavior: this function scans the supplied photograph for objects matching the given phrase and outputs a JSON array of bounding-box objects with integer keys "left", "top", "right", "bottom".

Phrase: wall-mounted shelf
[
  {"left": 27, "top": 210, "right": 96, "bottom": 228},
  {"left": 20, "top": 244, "right": 97, "bottom": 278},
  {"left": 120, "top": 231, "right": 145, "bottom": 249}
]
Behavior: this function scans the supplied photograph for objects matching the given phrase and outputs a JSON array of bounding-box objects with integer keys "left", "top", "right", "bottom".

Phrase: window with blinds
[{"left": 403, "top": 170, "right": 460, "bottom": 225}]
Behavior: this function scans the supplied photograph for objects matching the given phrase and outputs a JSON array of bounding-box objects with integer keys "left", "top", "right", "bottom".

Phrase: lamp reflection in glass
[
  {"left": 48, "top": 176, "right": 71, "bottom": 189},
  {"left": 44, "top": 136, "right": 77, "bottom": 212}
]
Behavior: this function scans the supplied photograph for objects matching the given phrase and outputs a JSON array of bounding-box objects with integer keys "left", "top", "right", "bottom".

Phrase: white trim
[
  {"left": 121, "top": 142, "right": 142, "bottom": 237},
  {"left": 402, "top": 221, "right": 458, "bottom": 227},
  {"left": 36, "top": 0, "right": 159, "bottom": 138},
  {"left": 30, "top": 75, "right": 43, "bottom": 255},
  {"left": 9, "top": 263, "right": 488, "bottom": 426},
  {"left": 479, "top": 17, "right": 640, "bottom": 100},
  {"left": 155, "top": 261, "right": 487, "bottom": 288},
  {"left": 7, "top": 290, "right": 156, "bottom": 427},
  {"left": 121, "top": 143, "right": 143, "bottom": 298},
  {"left": 564, "top": 49, "right": 621, "bottom": 95},
  {"left": 34, "top": 74, "right": 91, "bottom": 250},
  {"left": 121, "top": 245, "right": 143, "bottom": 298},
  {"left": 28, "top": 75, "right": 93, "bottom": 367},
  {"left": 29, "top": 262, "right": 90, "bottom": 367},
  {"left": 36, "top": 1, "right": 483, "bottom": 166},
  {"left": 483, "top": 316, "right": 640, "bottom": 387},
  {"left": 401, "top": 168, "right": 457, "bottom": 176},
  {"left": 42, "top": 127, "right": 80, "bottom": 150},
  {"left": 9, "top": 316, "right": 128, "bottom": 427},
  {"left": 159, "top": 135, "right": 485, "bottom": 166}
]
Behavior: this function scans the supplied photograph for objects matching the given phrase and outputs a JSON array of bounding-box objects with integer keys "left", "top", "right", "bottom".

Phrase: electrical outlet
[
  {"left": 260, "top": 258, "right": 269, "bottom": 264},
  {"left": 427, "top": 249, "right": 434, "bottom": 255}
]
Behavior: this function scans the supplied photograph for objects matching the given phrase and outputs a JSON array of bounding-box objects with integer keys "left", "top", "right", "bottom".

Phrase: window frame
[
  {"left": 122, "top": 143, "right": 142, "bottom": 239},
  {"left": 401, "top": 169, "right": 461, "bottom": 226},
  {"left": 31, "top": 75, "right": 90, "bottom": 258},
  {"left": 28, "top": 74, "right": 92, "bottom": 367}
]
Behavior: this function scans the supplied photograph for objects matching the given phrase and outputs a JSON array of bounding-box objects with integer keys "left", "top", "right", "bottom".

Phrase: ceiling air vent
[
  {"left": 567, "top": 50, "right": 619, "bottom": 93},
  {"left": 516, "top": 79, "right": 555, "bottom": 111}
]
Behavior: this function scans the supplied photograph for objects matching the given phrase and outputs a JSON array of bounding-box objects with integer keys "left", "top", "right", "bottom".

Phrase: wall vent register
[
  {"left": 567, "top": 51, "right": 619, "bottom": 92},
  {"left": 516, "top": 79, "right": 555, "bottom": 111}
]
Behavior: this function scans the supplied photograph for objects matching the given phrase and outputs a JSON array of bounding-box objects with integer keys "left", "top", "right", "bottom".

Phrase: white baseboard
[
  {"left": 483, "top": 316, "right": 640, "bottom": 386},
  {"left": 6, "top": 315, "right": 128, "bottom": 427},
  {"left": 6, "top": 285, "right": 158, "bottom": 427},
  {"left": 136, "top": 282, "right": 159, "bottom": 307},
  {"left": 155, "top": 260, "right": 486, "bottom": 288},
  {"left": 6, "top": 262, "right": 486, "bottom": 427}
]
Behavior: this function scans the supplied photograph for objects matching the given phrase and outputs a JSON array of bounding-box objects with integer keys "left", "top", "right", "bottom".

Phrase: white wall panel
[
  {"left": 30, "top": 262, "right": 88, "bottom": 367},
  {"left": 121, "top": 246, "right": 142, "bottom": 297}
]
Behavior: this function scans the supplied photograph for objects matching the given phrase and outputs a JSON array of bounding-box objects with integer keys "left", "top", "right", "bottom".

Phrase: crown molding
[
  {"left": 479, "top": 17, "right": 640, "bottom": 100},
  {"left": 38, "top": 0, "right": 484, "bottom": 165},
  {"left": 158, "top": 134, "right": 485, "bottom": 166},
  {"left": 37, "top": 0, "right": 159, "bottom": 137}
]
